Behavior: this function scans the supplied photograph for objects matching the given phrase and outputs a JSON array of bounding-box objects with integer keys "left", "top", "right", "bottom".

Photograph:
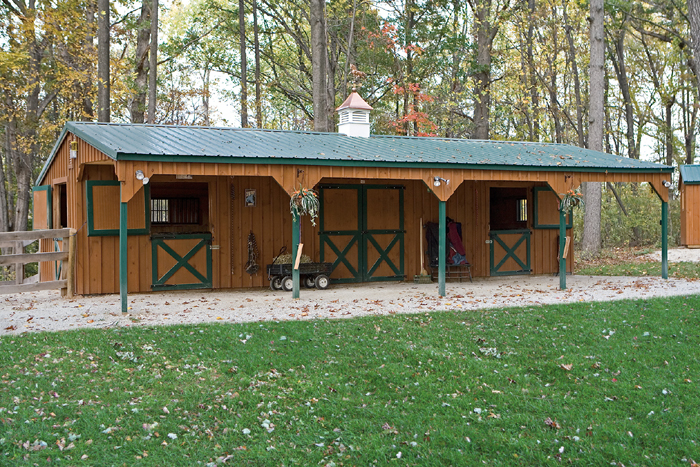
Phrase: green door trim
[
  {"left": 489, "top": 229, "right": 532, "bottom": 276},
  {"left": 322, "top": 233, "right": 361, "bottom": 283},
  {"left": 319, "top": 184, "right": 405, "bottom": 283},
  {"left": 151, "top": 233, "right": 213, "bottom": 290}
]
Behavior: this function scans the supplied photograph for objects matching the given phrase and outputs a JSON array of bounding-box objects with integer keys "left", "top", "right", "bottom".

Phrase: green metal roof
[
  {"left": 37, "top": 122, "right": 672, "bottom": 185},
  {"left": 680, "top": 165, "right": 700, "bottom": 184}
]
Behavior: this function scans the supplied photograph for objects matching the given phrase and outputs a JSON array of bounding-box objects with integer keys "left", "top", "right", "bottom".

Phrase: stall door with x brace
[
  {"left": 489, "top": 187, "right": 532, "bottom": 276},
  {"left": 319, "top": 184, "right": 405, "bottom": 283}
]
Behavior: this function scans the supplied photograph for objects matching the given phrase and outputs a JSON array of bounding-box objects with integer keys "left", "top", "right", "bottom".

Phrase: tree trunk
[
  {"left": 12, "top": 7, "right": 46, "bottom": 232},
  {"left": 609, "top": 18, "right": 637, "bottom": 159},
  {"left": 471, "top": 0, "right": 496, "bottom": 140},
  {"left": 547, "top": 8, "right": 562, "bottom": 143},
  {"left": 682, "top": 85, "right": 698, "bottom": 165},
  {"left": 447, "top": 0, "right": 465, "bottom": 138},
  {"left": 582, "top": 0, "right": 604, "bottom": 257},
  {"left": 310, "top": 0, "right": 329, "bottom": 132},
  {"left": 689, "top": 0, "right": 700, "bottom": 90},
  {"left": 665, "top": 97, "right": 676, "bottom": 167},
  {"left": 83, "top": 2, "right": 96, "bottom": 120},
  {"left": 527, "top": 0, "right": 539, "bottom": 141},
  {"left": 239, "top": 0, "right": 248, "bottom": 128},
  {"left": 341, "top": 0, "right": 357, "bottom": 99},
  {"left": 5, "top": 122, "right": 32, "bottom": 232},
  {"left": 253, "top": 0, "right": 262, "bottom": 128},
  {"left": 0, "top": 132, "right": 11, "bottom": 232},
  {"left": 97, "top": 0, "right": 110, "bottom": 122},
  {"left": 130, "top": 0, "right": 151, "bottom": 124},
  {"left": 403, "top": 0, "right": 415, "bottom": 135},
  {"left": 563, "top": 1, "right": 584, "bottom": 147},
  {"left": 147, "top": 0, "right": 158, "bottom": 123},
  {"left": 203, "top": 67, "right": 210, "bottom": 126}
]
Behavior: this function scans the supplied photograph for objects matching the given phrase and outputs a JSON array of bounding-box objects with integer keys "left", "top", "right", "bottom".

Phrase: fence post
[
  {"left": 60, "top": 232, "right": 70, "bottom": 297},
  {"left": 15, "top": 240, "right": 24, "bottom": 286},
  {"left": 67, "top": 229, "right": 76, "bottom": 297}
]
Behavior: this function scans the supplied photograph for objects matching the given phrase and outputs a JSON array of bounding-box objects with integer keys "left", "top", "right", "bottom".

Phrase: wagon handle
[{"left": 272, "top": 246, "right": 287, "bottom": 264}]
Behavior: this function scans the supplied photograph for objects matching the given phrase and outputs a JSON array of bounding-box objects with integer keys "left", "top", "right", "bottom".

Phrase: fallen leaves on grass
[
  {"left": 545, "top": 417, "right": 561, "bottom": 429},
  {"left": 560, "top": 363, "right": 573, "bottom": 371},
  {"left": 22, "top": 440, "right": 48, "bottom": 451}
]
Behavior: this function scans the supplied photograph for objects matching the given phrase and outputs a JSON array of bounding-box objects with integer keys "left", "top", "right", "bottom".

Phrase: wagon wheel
[
  {"left": 281, "top": 276, "right": 294, "bottom": 292},
  {"left": 303, "top": 275, "right": 316, "bottom": 288},
  {"left": 270, "top": 276, "right": 283, "bottom": 291},
  {"left": 314, "top": 274, "right": 330, "bottom": 290}
]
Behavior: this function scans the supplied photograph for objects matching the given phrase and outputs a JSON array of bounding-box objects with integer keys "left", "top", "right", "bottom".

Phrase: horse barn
[
  {"left": 680, "top": 164, "right": 700, "bottom": 248},
  {"left": 33, "top": 93, "right": 673, "bottom": 311}
]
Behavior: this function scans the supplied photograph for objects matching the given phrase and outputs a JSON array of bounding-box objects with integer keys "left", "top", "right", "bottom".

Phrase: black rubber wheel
[
  {"left": 270, "top": 276, "right": 283, "bottom": 291},
  {"left": 281, "top": 275, "right": 294, "bottom": 292},
  {"left": 303, "top": 275, "right": 316, "bottom": 288},
  {"left": 314, "top": 274, "right": 330, "bottom": 290}
]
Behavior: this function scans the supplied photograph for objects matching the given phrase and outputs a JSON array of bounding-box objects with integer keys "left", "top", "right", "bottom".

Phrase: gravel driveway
[{"left": 3, "top": 272, "right": 698, "bottom": 336}]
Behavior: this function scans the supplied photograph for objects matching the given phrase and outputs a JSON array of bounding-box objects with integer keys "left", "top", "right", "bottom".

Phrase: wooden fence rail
[{"left": 0, "top": 228, "right": 76, "bottom": 296}]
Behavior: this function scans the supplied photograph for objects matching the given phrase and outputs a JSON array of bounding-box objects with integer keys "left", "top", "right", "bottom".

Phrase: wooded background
[{"left": 1, "top": 0, "right": 698, "bottom": 255}]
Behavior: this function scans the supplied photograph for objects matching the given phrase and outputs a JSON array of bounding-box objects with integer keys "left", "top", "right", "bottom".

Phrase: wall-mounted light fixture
[
  {"left": 135, "top": 170, "right": 150, "bottom": 185},
  {"left": 662, "top": 179, "right": 671, "bottom": 188},
  {"left": 433, "top": 176, "right": 450, "bottom": 187},
  {"left": 69, "top": 141, "right": 78, "bottom": 159}
]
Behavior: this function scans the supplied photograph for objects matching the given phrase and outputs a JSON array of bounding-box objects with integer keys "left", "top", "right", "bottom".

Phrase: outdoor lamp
[
  {"left": 662, "top": 179, "right": 671, "bottom": 188},
  {"left": 433, "top": 176, "right": 450, "bottom": 187},
  {"left": 135, "top": 170, "right": 150, "bottom": 185},
  {"left": 69, "top": 141, "right": 78, "bottom": 159}
]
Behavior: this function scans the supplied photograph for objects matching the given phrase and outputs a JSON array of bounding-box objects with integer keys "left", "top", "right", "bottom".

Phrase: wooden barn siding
[
  {"left": 681, "top": 183, "right": 700, "bottom": 247},
  {"left": 39, "top": 135, "right": 113, "bottom": 285}
]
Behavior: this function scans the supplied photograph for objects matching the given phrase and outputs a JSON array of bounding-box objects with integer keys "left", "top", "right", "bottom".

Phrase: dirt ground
[{"left": 3, "top": 246, "right": 700, "bottom": 336}]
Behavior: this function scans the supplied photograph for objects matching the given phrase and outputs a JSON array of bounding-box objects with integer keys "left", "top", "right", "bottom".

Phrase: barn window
[
  {"left": 489, "top": 187, "right": 529, "bottom": 231},
  {"left": 85, "top": 180, "right": 150, "bottom": 236},
  {"left": 148, "top": 181, "right": 208, "bottom": 232},
  {"left": 150, "top": 198, "right": 200, "bottom": 224}
]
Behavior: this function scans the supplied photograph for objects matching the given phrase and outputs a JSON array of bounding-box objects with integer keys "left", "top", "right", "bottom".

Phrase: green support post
[
  {"left": 119, "top": 188, "right": 128, "bottom": 313},
  {"left": 661, "top": 201, "right": 668, "bottom": 279},
  {"left": 438, "top": 201, "right": 446, "bottom": 297},
  {"left": 559, "top": 208, "right": 566, "bottom": 290},
  {"left": 292, "top": 214, "right": 300, "bottom": 299}
]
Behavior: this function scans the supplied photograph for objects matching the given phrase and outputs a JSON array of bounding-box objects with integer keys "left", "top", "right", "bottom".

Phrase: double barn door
[{"left": 319, "top": 185, "right": 405, "bottom": 283}]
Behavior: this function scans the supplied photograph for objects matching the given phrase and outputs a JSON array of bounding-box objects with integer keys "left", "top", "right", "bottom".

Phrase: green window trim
[
  {"left": 32, "top": 185, "right": 52, "bottom": 230},
  {"left": 533, "top": 187, "right": 572, "bottom": 229},
  {"left": 86, "top": 180, "right": 150, "bottom": 236}
]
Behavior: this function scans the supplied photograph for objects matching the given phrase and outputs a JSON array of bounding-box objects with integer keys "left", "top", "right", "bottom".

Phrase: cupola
[{"left": 336, "top": 91, "right": 373, "bottom": 138}]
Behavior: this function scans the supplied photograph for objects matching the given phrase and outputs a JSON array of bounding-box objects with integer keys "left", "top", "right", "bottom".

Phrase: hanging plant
[
  {"left": 290, "top": 185, "right": 320, "bottom": 226},
  {"left": 559, "top": 188, "right": 585, "bottom": 213}
]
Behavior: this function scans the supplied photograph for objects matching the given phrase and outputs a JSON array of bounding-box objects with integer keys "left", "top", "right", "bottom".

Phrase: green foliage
[
  {"left": 290, "top": 186, "right": 320, "bottom": 226},
  {"left": 1, "top": 295, "right": 699, "bottom": 465},
  {"left": 574, "top": 184, "right": 681, "bottom": 249}
]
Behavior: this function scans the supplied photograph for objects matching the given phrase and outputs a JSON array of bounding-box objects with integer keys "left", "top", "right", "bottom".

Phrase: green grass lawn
[
  {"left": 2, "top": 295, "right": 699, "bottom": 466},
  {"left": 577, "top": 261, "right": 700, "bottom": 279}
]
